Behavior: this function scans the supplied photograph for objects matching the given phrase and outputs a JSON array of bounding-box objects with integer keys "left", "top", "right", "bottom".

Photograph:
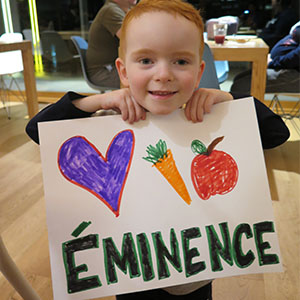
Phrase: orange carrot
[{"left": 143, "top": 140, "right": 191, "bottom": 205}]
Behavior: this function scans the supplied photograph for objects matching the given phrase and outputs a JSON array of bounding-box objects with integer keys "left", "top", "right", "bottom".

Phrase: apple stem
[{"left": 206, "top": 136, "right": 224, "bottom": 155}]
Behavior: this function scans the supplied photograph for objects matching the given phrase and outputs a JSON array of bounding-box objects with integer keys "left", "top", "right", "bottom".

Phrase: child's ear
[
  {"left": 115, "top": 58, "right": 129, "bottom": 87},
  {"left": 195, "top": 61, "right": 206, "bottom": 89}
]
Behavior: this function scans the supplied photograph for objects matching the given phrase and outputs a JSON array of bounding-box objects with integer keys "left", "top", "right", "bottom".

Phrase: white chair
[
  {"left": 0, "top": 32, "right": 25, "bottom": 118},
  {"left": 0, "top": 235, "right": 41, "bottom": 300}
]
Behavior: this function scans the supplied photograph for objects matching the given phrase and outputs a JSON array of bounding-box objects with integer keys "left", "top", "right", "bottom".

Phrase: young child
[{"left": 26, "top": 0, "right": 289, "bottom": 299}]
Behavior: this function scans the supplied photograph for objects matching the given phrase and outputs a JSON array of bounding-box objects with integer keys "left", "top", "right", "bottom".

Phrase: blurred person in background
[
  {"left": 258, "top": 0, "right": 298, "bottom": 49},
  {"left": 86, "top": 0, "right": 137, "bottom": 88},
  {"left": 231, "top": 24, "right": 300, "bottom": 96}
]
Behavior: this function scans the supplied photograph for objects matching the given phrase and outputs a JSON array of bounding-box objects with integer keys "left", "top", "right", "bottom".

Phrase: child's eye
[
  {"left": 139, "top": 58, "right": 153, "bottom": 65},
  {"left": 175, "top": 59, "right": 189, "bottom": 65}
]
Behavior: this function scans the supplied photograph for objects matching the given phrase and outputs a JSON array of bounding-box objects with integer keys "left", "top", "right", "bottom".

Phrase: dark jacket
[
  {"left": 268, "top": 26, "right": 300, "bottom": 71},
  {"left": 259, "top": 8, "right": 298, "bottom": 49}
]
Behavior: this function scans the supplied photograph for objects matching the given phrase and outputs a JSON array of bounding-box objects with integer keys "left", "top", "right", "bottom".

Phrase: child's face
[{"left": 116, "top": 11, "right": 205, "bottom": 115}]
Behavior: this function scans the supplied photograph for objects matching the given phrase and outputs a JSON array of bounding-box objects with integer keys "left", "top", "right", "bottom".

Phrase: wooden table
[
  {"left": 206, "top": 38, "right": 269, "bottom": 101},
  {"left": 0, "top": 40, "right": 38, "bottom": 118}
]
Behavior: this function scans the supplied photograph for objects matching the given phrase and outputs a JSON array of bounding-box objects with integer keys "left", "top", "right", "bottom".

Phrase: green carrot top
[{"left": 143, "top": 139, "right": 168, "bottom": 165}]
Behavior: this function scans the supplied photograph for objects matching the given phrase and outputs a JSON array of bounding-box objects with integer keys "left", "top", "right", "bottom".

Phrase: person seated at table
[
  {"left": 230, "top": 24, "right": 300, "bottom": 95},
  {"left": 258, "top": 0, "right": 298, "bottom": 50},
  {"left": 86, "top": 0, "right": 137, "bottom": 89}
]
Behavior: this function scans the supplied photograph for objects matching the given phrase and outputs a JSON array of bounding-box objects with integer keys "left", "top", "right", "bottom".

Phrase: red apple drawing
[{"left": 191, "top": 136, "right": 238, "bottom": 200}]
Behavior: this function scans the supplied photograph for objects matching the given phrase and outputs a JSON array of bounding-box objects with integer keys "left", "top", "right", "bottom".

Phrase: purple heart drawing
[{"left": 57, "top": 130, "right": 135, "bottom": 217}]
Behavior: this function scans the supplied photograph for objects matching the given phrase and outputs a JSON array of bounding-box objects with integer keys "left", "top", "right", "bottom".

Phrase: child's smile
[{"left": 148, "top": 90, "right": 178, "bottom": 100}]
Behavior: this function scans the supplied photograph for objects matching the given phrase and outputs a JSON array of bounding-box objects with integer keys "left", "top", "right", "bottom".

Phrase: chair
[
  {"left": 215, "top": 60, "right": 229, "bottom": 84},
  {"left": 40, "top": 31, "right": 79, "bottom": 72},
  {"left": 268, "top": 93, "right": 300, "bottom": 135},
  {"left": 71, "top": 35, "right": 117, "bottom": 93},
  {"left": 0, "top": 235, "right": 41, "bottom": 299},
  {"left": 22, "top": 29, "right": 43, "bottom": 55},
  {"left": 0, "top": 32, "right": 25, "bottom": 119},
  {"left": 203, "top": 34, "right": 229, "bottom": 85},
  {"left": 198, "top": 43, "right": 221, "bottom": 89}
]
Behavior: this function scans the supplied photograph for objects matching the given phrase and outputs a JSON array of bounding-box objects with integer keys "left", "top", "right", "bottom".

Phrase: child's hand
[
  {"left": 101, "top": 88, "right": 146, "bottom": 124},
  {"left": 184, "top": 88, "right": 233, "bottom": 122},
  {"left": 73, "top": 88, "right": 146, "bottom": 124}
]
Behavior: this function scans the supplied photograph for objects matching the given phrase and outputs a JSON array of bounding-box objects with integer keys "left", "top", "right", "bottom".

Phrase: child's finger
[
  {"left": 125, "top": 95, "right": 136, "bottom": 124},
  {"left": 118, "top": 94, "right": 131, "bottom": 121},
  {"left": 120, "top": 102, "right": 129, "bottom": 121},
  {"left": 189, "top": 97, "right": 198, "bottom": 122},
  {"left": 186, "top": 92, "right": 202, "bottom": 122},
  {"left": 131, "top": 96, "right": 146, "bottom": 121},
  {"left": 195, "top": 97, "right": 205, "bottom": 122},
  {"left": 192, "top": 91, "right": 205, "bottom": 122},
  {"left": 204, "top": 96, "right": 214, "bottom": 114},
  {"left": 184, "top": 100, "right": 191, "bottom": 120}
]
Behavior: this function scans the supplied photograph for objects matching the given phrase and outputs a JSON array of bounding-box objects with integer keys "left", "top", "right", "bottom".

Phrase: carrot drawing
[{"left": 143, "top": 139, "right": 192, "bottom": 205}]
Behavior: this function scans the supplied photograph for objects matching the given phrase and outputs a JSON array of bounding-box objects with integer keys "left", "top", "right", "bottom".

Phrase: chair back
[
  {"left": 215, "top": 60, "right": 229, "bottom": 84},
  {"left": 0, "top": 33, "right": 24, "bottom": 75},
  {"left": 0, "top": 32, "right": 23, "bottom": 43},
  {"left": 71, "top": 35, "right": 116, "bottom": 92},
  {"left": 40, "top": 31, "right": 74, "bottom": 63},
  {"left": 22, "top": 29, "right": 43, "bottom": 55},
  {"left": 22, "top": 29, "right": 32, "bottom": 40},
  {"left": 198, "top": 43, "right": 220, "bottom": 89}
]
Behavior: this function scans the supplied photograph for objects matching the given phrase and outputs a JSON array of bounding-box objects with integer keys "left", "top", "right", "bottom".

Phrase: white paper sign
[{"left": 39, "top": 98, "right": 282, "bottom": 299}]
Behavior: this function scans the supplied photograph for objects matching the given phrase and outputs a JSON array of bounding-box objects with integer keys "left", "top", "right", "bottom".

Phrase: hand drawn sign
[
  {"left": 58, "top": 130, "right": 135, "bottom": 216},
  {"left": 38, "top": 100, "right": 283, "bottom": 299}
]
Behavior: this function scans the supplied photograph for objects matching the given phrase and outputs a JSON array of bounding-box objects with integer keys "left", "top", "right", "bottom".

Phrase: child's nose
[{"left": 154, "top": 62, "right": 174, "bottom": 82}]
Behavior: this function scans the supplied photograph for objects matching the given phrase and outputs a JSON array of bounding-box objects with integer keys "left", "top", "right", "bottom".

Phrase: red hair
[{"left": 119, "top": 0, "right": 204, "bottom": 61}]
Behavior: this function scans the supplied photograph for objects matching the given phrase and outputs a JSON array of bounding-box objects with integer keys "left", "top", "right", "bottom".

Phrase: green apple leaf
[{"left": 191, "top": 140, "right": 207, "bottom": 155}]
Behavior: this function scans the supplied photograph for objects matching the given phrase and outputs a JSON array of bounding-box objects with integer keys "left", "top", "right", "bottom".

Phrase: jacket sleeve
[
  {"left": 26, "top": 91, "right": 290, "bottom": 149},
  {"left": 25, "top": 92, "right": 92, "bottom": 144},
  {"left": 231, "top": 93, "right": 290, "bottom": 149}
]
